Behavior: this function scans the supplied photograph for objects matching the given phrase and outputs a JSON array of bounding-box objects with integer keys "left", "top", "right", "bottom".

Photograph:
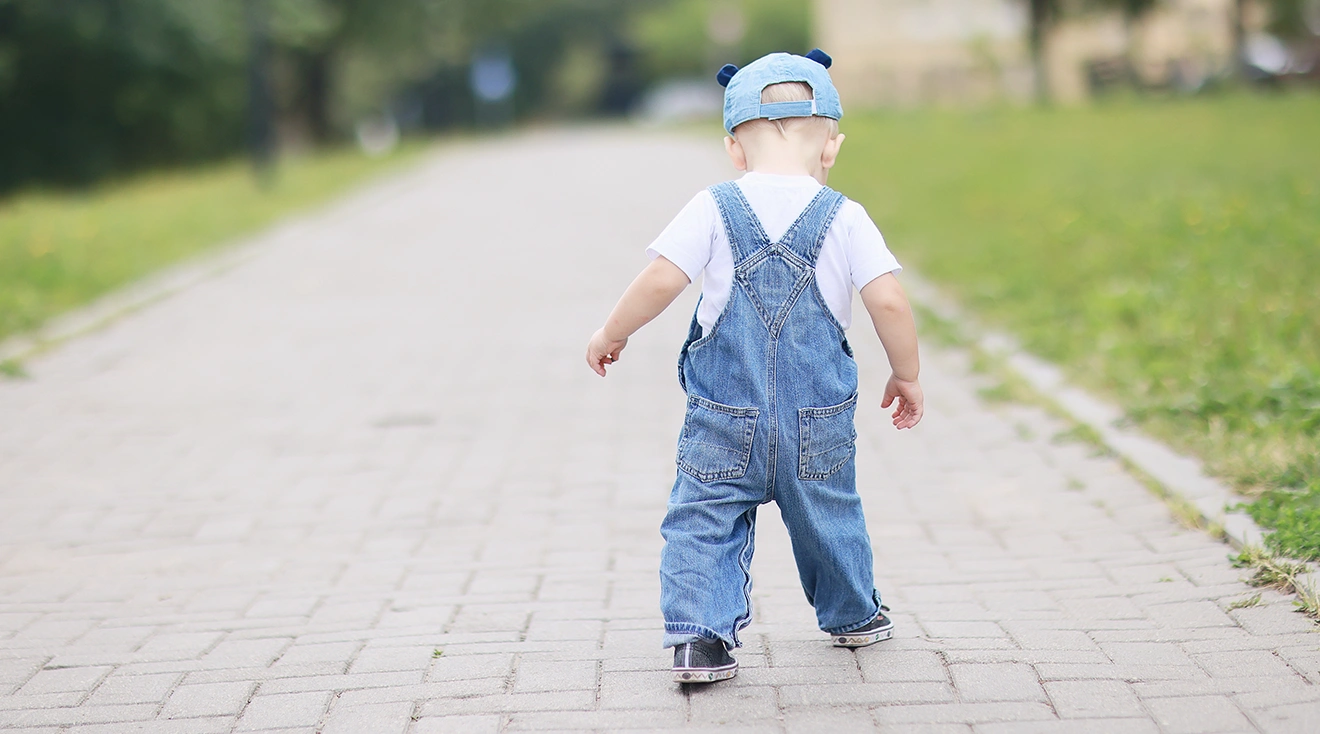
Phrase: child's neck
[
  {"left": 745, "top": 159, "right": 826, "bottom": 185},
  {"left": 745, "top": 162, "right": 813, "bottom": 177}
]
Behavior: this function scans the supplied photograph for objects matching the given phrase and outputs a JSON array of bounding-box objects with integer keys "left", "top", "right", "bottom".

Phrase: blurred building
[
  {"left": 1047, "top": 0, "right": 1240, "bottom": 102},
  {"left": 815, "top": 0, "right": 1251, "bottom": 106}
]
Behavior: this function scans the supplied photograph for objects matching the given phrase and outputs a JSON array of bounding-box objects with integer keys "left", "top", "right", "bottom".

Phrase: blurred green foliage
[
  {"left": 631, "top": 0, "right": 810, "bottom": 79},
  {"left": 0, "top": 142, "right": 428, "bottom": 343},
  {"left": 0, "top": 0, "right": 809, "bottom": 194},
  {"left": 0, "top": 0, "right": 247, "bottom": 189},
  {"left": 831, "top": 93, "right": 1320, "bottom": 558}
]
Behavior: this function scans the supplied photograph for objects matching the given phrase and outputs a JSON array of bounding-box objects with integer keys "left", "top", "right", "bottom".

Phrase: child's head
[{"left": 718, "top": 50, "right": 845, "bottom": 183}]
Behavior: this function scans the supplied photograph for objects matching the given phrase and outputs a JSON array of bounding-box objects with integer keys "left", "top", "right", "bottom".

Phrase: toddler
[{"left": 586, "top": 49, "right": 923, "bottom": 684}]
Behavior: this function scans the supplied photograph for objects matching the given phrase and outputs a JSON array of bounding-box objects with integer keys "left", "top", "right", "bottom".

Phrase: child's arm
[
  {"left": 586, "top": 256, "right": 691, "bottom": 377},
  {"left": 859, "top": 273, "right": 924, "bottom": 429}
]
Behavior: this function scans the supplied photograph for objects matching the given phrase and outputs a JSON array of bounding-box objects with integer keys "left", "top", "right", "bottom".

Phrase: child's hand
[
  {"left": 586, "top": 329, "right": 628, "bottom": 377},
  {"left": 881, "top": 375, "right": 924, "bottom": 430}
]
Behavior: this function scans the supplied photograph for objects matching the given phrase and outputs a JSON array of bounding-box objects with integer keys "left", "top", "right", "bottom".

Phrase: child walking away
[{"left": 585, "top": 49, "right": 924, "bottom": 684}]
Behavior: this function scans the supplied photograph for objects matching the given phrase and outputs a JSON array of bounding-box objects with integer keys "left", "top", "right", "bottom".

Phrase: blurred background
[
  {"left": 0, "top": 1, "right": 1317, "bottom": 564},
  {"left": 1, "top": 0, "right": 1317, "bottom": 193}
]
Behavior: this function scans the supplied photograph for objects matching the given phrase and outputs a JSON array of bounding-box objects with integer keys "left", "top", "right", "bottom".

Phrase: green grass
[
  {"left": 1, "top": 141, "right": 433, "bottom": 345},
  {"left": 832, "top": 92, "right": 1320, "bottom": 559}
]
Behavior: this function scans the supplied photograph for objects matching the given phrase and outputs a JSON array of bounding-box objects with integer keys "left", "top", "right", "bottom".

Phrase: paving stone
[
  {"left": 318, "top": 700, "right": 412, "bottom": 734},
  {"left": 779, "top": 707, "right": 880, "bottom": 732},
  {"left": 271, "top": 642, "right": 361, "bottom": 670},
  {"left": 66, "top": 718, "right": 237, "bottom": 734},
  {"left": 948, "top": 663, "right": 1046, "bottom": 703},
  {"left": 233, "top": 692, "right": 331, "bottom": 731},
  {"left": 427, "top": 653, "right": 514, "bottom": 682},
  {"left": 1194, "top": 650, "right": 1298, "bottom": 679},
  {"left": 257, "top": 670, "right": 423, "bottom": 694},
  {"left": 921, "top": 621, "right": 1009, "bottom": 639},
  {"left": 872, "top": 702, "right": 1057, "bottom": 725},
  {"left": 1044, "top": 680, "right": 1144, "bottom": 718},
  {"left": 513, "top": 658, "right": 597, "bottom": 693},
  {"left": 1098, "top": 641, "right": 1197, "bottom": 667},
  {"left": 411, "top": 714, "right": 502, "bottom": 734},
  {"left": 1143, "top": 602, "right": 1238, "bottom": 629},
  {"left": 688, "top": 684, "right": 778, "bottom": 724},
  {"left": 1132, "top": 676, "right": 1313, "bottom": 698},
  {"left": 857, "top": 649, "right": 949, "bottom": 683},
  {"left": 85, "top": 671, "right": 180, "bottom": 705},
  {"left": 349, "top": 644, "right": 437, "bottom": 674},
  {"left": 18, "top": 666, "right": 113, "bottom": 695},
  {"left": 1145, "top": 695, "right": 1256, "bottom": 734},
  {"left": 161, "top": 681, "right": 257, "bottom": 718},
  {"left": 203, "top": 638, "right": 291, "bottom": 667},
  {"left": 1245, "top": 700, "right": 1320, "bottom": 734},
  {"left": 974, "top": 719, "right": 1159, "bottom": 734},
  {"left": 778, "top": 681, "right": 954, "bottom": 707},
  {"left": 597, "top": 671, "right": 687, "bottom": 710},
  {"left": 416, "top": 690, "right": 597, "bottom": 717},
  {"left": 0, "top": 704, "right": 160, "bottom": 727},
  {"left": 134, "top": 633, "right": 224, "bottom": 662}
]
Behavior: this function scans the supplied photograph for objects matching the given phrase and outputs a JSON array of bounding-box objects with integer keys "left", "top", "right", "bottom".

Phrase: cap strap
[{"left": 759, "top": 99, "right": 816, "bottom": 121}]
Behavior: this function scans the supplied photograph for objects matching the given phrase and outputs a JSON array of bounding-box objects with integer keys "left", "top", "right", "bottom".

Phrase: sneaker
[
  {"left": 832, "top": 606, "right": 894, "bottom": 648},
  {"left": 672, "top": 638, "right": 738, "bottom": 683}
]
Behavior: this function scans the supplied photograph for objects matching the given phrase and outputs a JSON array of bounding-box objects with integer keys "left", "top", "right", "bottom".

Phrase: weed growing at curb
[
  {"left": 431, "top": 648, "right": 444, "bottom": 658},
  {"left": 1227, "top": 593, "right": 1263, "bottom": 610},
  {"left": 0, "top": 359, "right": 26, "bottom": 379},
  {"left": 1231, "top": 546, "right": 1320, "bottom": 623},
  {"left": 1051, "top": 424, "right": 1115, "bottom": 458},
  {"left": 1237, "top": 486, "right": 1320, "bottom": 562}
]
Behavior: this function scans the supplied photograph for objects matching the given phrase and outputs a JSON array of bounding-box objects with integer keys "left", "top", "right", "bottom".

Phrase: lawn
[
  {"left": 831, "top": 92, "right": 1320, "bottom": 559},
  {"left": 0, "top": 142, "right": 431, "bottom": 346}
]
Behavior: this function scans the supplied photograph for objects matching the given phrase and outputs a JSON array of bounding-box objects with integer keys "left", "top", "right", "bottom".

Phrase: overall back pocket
[
  {"left": 677, "top": 396, "right": 759, "bottom": 483},
  {"left": 798, "top": 394, "right": 858, "bottom": 481}
]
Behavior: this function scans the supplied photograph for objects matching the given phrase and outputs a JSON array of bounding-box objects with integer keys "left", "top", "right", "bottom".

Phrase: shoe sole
[
  {"left": 673, "top": 663, "right": 738, "bottom": 683},
  {"left": 832, "top": 627, "right": 894, "bottom": 648}
]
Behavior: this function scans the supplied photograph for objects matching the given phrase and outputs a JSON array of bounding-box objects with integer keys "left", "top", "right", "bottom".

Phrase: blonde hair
[{"left": 734, "top": 82, "right": 839, "bottom": 139}]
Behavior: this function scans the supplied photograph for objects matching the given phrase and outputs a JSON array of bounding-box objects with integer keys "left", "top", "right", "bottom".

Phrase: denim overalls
[{"left": 660, "top": 181, "right": 881, "bottom": 649}]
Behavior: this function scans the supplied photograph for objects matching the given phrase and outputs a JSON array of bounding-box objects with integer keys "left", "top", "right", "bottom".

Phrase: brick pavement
[{"left": 1, "top": 131, "right": 1317, "bottom": 733}]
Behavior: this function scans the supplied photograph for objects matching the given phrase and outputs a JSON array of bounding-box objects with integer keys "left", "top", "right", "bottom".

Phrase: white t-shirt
[{"left": 646, "top": 172, "right": 901, "bottom": 331}]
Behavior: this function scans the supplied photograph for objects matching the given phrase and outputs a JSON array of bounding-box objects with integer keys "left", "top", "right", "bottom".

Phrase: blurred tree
[
  {"left": 630, "top": 0, "right": 810, "bottom": 82},
  {"left": 1263, "top": 0, "right": 1320, "bottom": 38},
  {"left": 1025, "top": 0, "right": 1059, "bottom": 103},
  {"left": 266, "top": 0, "right": 447, "bottom": 142},
  {"left": 0, "top": 0, "right": 246, "bottom": 191}
]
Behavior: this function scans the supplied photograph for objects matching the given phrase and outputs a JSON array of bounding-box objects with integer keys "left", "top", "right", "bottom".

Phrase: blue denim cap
[{"left": 718, "top": 49, "right": 841, "bottom": 135}]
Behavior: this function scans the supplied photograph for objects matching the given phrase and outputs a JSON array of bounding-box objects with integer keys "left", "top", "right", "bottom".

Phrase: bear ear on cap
[
  {"left": 805, "top": 48, "right": 832, "bottom": 69},
  {"left": 716, "top": 64, "right": 738, "bottom": 87}
]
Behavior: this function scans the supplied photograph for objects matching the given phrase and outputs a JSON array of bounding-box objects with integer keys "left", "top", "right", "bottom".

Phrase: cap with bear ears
[{"left": 717, "top": 48, "right": 832, "bottom": 87}]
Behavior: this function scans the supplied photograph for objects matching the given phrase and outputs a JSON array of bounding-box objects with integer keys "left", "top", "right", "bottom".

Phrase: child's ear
[
  {"left": 820, "top": 132, "right": 845, "bottom": 170},
  {"left": 724, "top": 136, "right": 747, "bottom": 171}
]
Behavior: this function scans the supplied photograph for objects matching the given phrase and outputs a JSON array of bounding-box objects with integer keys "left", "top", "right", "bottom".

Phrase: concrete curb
[{"left": 901, "top": 271, "right": 1270, "bottom": 552}]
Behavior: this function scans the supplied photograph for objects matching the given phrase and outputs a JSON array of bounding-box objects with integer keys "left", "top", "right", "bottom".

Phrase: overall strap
[
  {"left": 708, "top": 182, "right": 771, "bottom": 264},
  {"left": 779, "top": 187, "right": 846, "bottom": 266}
]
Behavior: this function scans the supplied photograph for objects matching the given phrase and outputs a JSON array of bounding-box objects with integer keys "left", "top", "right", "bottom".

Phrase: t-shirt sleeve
[
  {"left": 843, "top": 200, "right": 902, "bottom": 291},
  {"left": 645, "top": 190, "right": 717, "bottom": 282}
]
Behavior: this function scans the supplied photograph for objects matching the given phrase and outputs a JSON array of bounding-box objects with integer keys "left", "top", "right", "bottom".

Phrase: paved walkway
[{"left": 1, "top": 131, "right": 1317, "bottom": 733}]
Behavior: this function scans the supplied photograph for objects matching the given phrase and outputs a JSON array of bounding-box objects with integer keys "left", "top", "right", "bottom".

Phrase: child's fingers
[{"left": 586, "top": 349, "right": 607, "bottom": 377}]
